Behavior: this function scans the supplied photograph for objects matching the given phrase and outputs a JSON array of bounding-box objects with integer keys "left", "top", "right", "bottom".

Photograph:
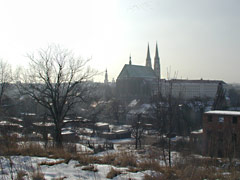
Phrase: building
[
  {"left": 203, "top": 110, "right": 240, "bottom": 157},
  {"left": 116, "top": 43, "right": 227, "bottom": 102},
  {"left": 116, "top": 43, "right": 160, "bottom": 102},
  {"left": 104, "top": 69, "right": 108, "bottom": 85},
  {"left": 160, "top": 79, "right": 227, "bottom": 100}
]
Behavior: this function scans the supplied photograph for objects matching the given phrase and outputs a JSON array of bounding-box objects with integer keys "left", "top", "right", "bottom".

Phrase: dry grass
[
  {"left": 51, "top": 177, "right": 67, "bottom": 180},
  {"left": 82, "top": 165, "right": 98, "bottom": 172},
  {"left": 38, "top": 160, "right": 66, "bottom": 166},
  {"left": 128, "top": 167, "right": 140, "bottom": 173},
  {"left": 76, "top": 154, "right": 101, "bottom": 165},
  {"left": 144, "top": 173, "right": 162, "bottom": 180},
  {"left": 31, "top": 170, "right": 45, "bottom": 180},
  {"left": 141, "top": 155, "right": 240, "bottom": 180},
  {"left": 2, "top": 135, "right": 240, "bottom": 180},
  {"left": 101, "top": 153, "right": 116, "bottom": 165},
  {"left": 101, "top": 151, "right": 137, "bottom": 167},
  {"left": 138, "top": 159, "right": 162, "bottom": 172},
  {"left": 19, "top": 143, "right": 48, "bottom": 157},
  {"left": 106, "top": 167, "right": 121, "bottom": 179},
  {"left": 16, "top": 170, "right": 27, "bottom": 180}
]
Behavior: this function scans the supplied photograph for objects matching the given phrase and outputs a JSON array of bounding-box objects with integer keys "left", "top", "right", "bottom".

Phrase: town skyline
[{"left": 0, "top": 0, "right": 239, "bottom": 83}]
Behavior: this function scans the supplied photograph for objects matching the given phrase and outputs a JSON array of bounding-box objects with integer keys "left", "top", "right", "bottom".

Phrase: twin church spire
[
  {"left": 145, "top": 43, "right": 161, "bottom": 79},
  {"left": 128, "top": 42, "right": 161, "bottom": 79},
  {"left": 146, "top": 43, "right": 152, "bottom": 68}
]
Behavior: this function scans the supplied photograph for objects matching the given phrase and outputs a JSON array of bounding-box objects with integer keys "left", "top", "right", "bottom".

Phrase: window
[
  {"left": 208, "top": 115, "right": 212, "bottom": 122},
  {"left": 218, "top": 132, "right": 223, "bottom": 142},
  {"left": 218, "top": 116, "right": 224, "bottom": 123},
  {"left": 232, "top": 117, "right": 238, "bottom": 124},
  {"left": 207, "top": 130, "right": 212, "bottom": 137},
  {"left": 232, "top": 133, "right": 237, "bottom": 143}
]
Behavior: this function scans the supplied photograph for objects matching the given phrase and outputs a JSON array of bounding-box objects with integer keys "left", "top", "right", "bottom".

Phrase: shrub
[
  {"left": 138, "top": 159, "right": 161, "bottom": 172},
  {"left": 82, "top": 165, "right": 98, "bottom": 172},
  {"left": 128, "top": 167, "right": 140, "bottom": 173},
  {"left": 106, "top": 168, "right": 121, "bottom": 179},
  {"left": 76, "top": 154, "right": 101, "bottom": 165},
  {"left": 116, "top": 152, "right": 137, "bottom": 167},
  {"left": 16, "top": 170, "right": 27, "bottom": 180},
  {"left": 101, "top": 152, "right": 137, "bottom": 167},
  {"left": 31, "top": 170, "right": 45, "bottom": 180},
  {"left": 38, "top": 160, "right": 66, "bottom": 166},
  {"left": 101, "top": 153, "right": 117, "bottom": 165},
  {"left": 144, "top": 173, "right": 162, "bottom": 180}
]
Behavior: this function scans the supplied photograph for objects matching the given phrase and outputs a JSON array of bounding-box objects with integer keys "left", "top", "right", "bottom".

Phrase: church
[
  {"left": 116, "top": 43, "right": 160, "bottom": 102},
  {"left": 114, "top": 43, "right": 227, "bottom": 103}
]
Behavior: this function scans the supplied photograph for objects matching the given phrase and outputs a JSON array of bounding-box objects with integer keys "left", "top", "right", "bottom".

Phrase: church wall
[{"left": 116, "top": 77, "right": 156, "bottom": 102}]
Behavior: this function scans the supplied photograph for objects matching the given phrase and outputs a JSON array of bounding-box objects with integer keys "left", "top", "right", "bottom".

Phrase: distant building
[
  {"left": 115, "top": 43, "right": 227, "bottom": 102},
  {"left": 160, "top": 79, "right": 227, "bottom": 100},
  {"left": 104, "top": 69, "right": 108, "bottom": 85},
  {"left": 203, "top": 110, "right": 240, "bottom": 157},
  {"left": 116, "top": 43, "right": 160, "bottom": 102}
]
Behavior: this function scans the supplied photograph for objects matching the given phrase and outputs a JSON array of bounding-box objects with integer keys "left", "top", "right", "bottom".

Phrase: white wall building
[{"left": 159, "top": 79, "right": 227, "bottom": 100}]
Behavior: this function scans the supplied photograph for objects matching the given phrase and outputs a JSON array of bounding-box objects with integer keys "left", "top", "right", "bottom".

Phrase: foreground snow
[{"left": 0, "top": 156, "right": 151, "bottom": 180}]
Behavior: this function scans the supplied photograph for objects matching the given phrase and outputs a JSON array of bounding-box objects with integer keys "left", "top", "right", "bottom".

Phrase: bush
[
  {"left": 128, "top": 167, "right": 140, "bottom": 173},
  {"left": 106, "top": 168, "right": 121, "bottom": 179},
  {"left": 82, "top": 165, "right": 98, "bottom": 172},
  {"left": 38, "top": 160, "right": 66, "bottom": 166},
  {"left": 138, "top": 159, "right": 161, "bottom": 172},
  {"left": 101, "top": 152, "right": 137, "bottom": 167},
  {"left": 31, "top": 169, "right": 45, "bottom": 180},
  {"left": 16, "top": 170, "right": 27, "bottom": 180},
  {"left": 144, "top": 173, "right": 162, "bottom": 180}
]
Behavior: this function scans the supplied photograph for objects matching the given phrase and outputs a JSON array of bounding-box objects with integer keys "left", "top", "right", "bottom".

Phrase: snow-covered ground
[{"left": 0, "top": 156, "right": 152, "bottom": 180}]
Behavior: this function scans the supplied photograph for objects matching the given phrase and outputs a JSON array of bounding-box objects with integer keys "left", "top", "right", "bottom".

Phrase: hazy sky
[{"left": 0, "top": 0, "right": 239, "bottom": 83}]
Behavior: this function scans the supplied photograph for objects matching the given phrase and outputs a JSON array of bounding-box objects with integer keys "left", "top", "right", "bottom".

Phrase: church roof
[{"left": 117, "top": 64, "right": 157, "bottom": 80}]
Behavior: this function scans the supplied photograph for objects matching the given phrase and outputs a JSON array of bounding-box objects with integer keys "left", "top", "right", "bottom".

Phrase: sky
[{"left": 0, "top": 0, "right": 239, "bottom": 83}]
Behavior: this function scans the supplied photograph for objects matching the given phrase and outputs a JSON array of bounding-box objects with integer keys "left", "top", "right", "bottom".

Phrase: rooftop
[
  {"left": 166, "top": 79, "right": 226, "bottom": 84},
  {"left": 117, "top": 64, "right": 157, "bottom": 80},
  {"left": 205, "top": 110, "right": 240, "bottom": 116}
]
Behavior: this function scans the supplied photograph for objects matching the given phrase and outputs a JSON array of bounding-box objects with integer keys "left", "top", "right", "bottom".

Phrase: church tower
[
  {"left": 154, "top": 43, "right": 161, "bottom": 79},
  {"left": 104, "top": 69, "right": 108, "bottom": 84},
  {"left": 146, "top": 43, "right": 152, "bottom": 68},
  {"left": 129, "top": 54, "right": 132, "bottom": 65}
]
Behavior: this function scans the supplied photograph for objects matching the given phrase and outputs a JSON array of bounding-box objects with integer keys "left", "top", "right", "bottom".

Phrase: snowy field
[{"left": 0, "top": 156, "right": 155, "bottom": 180}]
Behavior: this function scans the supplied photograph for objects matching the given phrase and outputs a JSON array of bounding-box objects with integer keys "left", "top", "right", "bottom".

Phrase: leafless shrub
[
  {"left": 31, "top": 167, "right": 45, "bottom": 180},
  {"left": 127, "top": 167, "right": 140, "bottom": 173},
  {"left": 101, "top": 152, "right": 137, "bottom": 167},
  {"left": 138, "top": 159, "right": 161, "bottom": 172},
  {"left": 76, "top": 154, "right": 101, "bottom": 166},
  {"left": 106, "top": 168, "right": 121, "bottom": 179},
  {"left": 15, "top": 170, "right": 27, "bottom": 180},
  {"left": 38, "top": 160, "right": 66, "bottom": 166},
  {"left": 82, "top": 165, "right": 98, "bottom": 172}
]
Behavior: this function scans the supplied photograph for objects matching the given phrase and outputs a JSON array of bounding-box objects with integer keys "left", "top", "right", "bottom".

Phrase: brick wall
[{"left": 203, "top": 113, "right": 240, "bottom": 157}]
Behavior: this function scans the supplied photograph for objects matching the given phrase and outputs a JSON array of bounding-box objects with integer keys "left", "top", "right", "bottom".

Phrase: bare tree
[
  {"left": 212, "top": 82, "right": 228, "bottom": 110},
  {"left": 17, "top": 45, "right": 96, "bottom": 147},
  {"left": 151, "top": 69, "right": 184, "bottom": 167},
  {"left": 0, "top": 59, "right": 12, "bottom": 108},
  {"left": 131, "top": 113, "right": 145, "bottom": 149}
]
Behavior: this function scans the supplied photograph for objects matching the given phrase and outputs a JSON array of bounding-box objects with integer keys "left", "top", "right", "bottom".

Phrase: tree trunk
[
  {"left": 55, "top": 125, "right": 63, "bottom": 148},
  {"left": 135, "top": 136, "right": 138, "bottom": 149},
  {"left": 135, "top": 129, "right": 138, "bottom": 149},
  {"left": 168, "top": 137, "right": 171, "bottom": 167}
]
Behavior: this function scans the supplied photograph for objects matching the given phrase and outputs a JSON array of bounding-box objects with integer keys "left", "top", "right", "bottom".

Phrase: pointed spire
[
  {"left": 155, "top": 42, "right": 159, "bottom": 59},
  {"left": 146, "top": 43, "right": 152, "bottom": 68},
  {"left": 104, "top": 69, "right": 108, "bottom": 84},
  {"left": 129, "top": 54, "right": 132, "bottom": 65},
  {"left": 154, "top": 42, "right": 161, "bottom": 79}
]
